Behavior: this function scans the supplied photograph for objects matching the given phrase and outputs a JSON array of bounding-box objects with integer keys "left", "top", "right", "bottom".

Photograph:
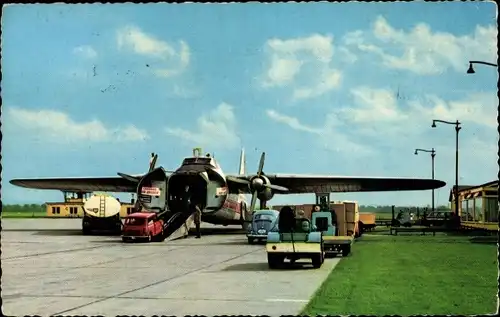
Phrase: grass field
[
  {"left": 302, "top": 233, "right": 498, "bottom": 315},
  {"left": 1, "top": 211, "right": 48, "bottom": 218}
]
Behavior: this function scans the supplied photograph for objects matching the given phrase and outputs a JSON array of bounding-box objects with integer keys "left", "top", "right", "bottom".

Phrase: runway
[{"left": 1, "top": 219, "right": 341, "bottom": 316}]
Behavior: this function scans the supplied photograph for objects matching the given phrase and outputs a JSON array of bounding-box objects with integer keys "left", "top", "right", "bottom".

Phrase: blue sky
[{"left": 2, "top": 2, "right": 498, "bottom": 207}]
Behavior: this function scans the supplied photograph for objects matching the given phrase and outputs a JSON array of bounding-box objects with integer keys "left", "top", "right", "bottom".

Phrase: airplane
[{"left": 10, "top": 147, "right": 446, "bottom": 235}]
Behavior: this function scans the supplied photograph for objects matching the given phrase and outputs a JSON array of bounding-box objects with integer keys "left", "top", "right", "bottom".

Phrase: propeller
[
  {"left": 148, "top": 152, "right": 158, "bottom": 172},
  {"left": 247, "top": 152, "right": 289, "bottom": 214}
]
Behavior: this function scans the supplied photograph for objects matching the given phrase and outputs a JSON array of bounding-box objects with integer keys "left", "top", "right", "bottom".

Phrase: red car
[{"left": 122, "top": 212, "right": 164, "bottom": 242}]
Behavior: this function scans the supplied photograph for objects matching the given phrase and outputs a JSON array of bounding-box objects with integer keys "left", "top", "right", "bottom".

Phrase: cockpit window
[{"left": 183, "top": 157, "right": 212, "bottom": 165}]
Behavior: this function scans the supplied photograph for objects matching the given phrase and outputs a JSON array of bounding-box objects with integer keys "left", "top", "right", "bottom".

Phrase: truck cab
[
  {"left": 312, "top": 193, "right": 352, "bottom": 257},
  {"left": 122, "top": 212, "right": 164, "bottom": 242}
]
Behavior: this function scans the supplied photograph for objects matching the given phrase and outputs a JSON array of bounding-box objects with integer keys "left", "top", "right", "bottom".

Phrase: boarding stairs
[{"left": 157, "top": 211, "right": 195, "bottom": 242}]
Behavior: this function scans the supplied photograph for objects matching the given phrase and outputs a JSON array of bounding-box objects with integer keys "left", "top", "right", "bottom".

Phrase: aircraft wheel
[{"left": 311, "top": 253, "right": 322, "bottom": 268}]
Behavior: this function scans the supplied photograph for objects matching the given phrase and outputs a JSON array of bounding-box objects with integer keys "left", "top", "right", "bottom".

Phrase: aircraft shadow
[
  {"left": 1, "top": 228, "right": 84, "bottom": 236},
  {"left": 223, "top": 262, "right": 317, "bottom": 271},
  {"left": 30, "top": 230, "right": 121, "bottom": 237},
  {"left": 190, "top": 227, "right": 245, "bottom": 236}
]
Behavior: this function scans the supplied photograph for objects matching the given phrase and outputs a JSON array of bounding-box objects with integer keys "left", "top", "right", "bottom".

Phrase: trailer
[{"left": 82, "top": 194, "right": 123, "bottom": 235}]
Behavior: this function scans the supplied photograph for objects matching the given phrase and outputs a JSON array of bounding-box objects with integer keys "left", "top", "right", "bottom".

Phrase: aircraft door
[
  {"left": 137, "top": 168, "right": 168, "bottom": 211},
  {"left": 206, "top": 180, "right": 228, "bottom": 210}
]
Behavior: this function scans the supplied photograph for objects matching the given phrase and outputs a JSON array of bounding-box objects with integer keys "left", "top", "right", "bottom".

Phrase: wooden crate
[{"left": 344, "top": 201, "right": 359, "bottom": 223}]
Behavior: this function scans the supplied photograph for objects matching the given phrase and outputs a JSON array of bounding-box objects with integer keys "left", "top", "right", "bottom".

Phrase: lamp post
[
  {"left": 467, "top": 61, "right": 498, "bottom": 74},
  {"left": 431, "top": 120, "right": 461, "bottom": 223},
  {"left": 414, "top": 148, "right": 436, "bottom": 212}
]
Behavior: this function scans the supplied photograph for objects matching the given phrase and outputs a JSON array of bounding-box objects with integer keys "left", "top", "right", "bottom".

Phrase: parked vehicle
[
  {"left": 122, "top": 212, "right": 164, "bottom": 242},
  {"left": 266, "top": 207, "right": 324, "bottom": 269},
  {"left": 82, "top": 194, "right": 122, "bottom": 235},
  {"left": 247, "top": 209, "right": 280, "bottom": 244}
]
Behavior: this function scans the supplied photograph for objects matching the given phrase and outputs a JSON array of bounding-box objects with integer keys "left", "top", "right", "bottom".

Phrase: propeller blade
[
  {"left": 257, "top": 152, "right": 265, "bottom": 177},
  {"left": 117, "top": 172, "right": 141, "bottom": 183},
  {"left": 263, "top": 183, "right": 289, "bottom": 192},
  {"left": 250, "top": 192, "right": 258, "bottom": 213},
  {"left": 149, "top": 154, "right": 158, "bottom": 172}
]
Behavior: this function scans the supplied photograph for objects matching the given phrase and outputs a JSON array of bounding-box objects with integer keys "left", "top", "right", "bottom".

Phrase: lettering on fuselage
[{"left": 221, "top": 196, "right": 241, "bottom": 214}]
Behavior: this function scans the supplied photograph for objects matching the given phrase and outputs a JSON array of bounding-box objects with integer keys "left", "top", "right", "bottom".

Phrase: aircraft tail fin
[{"left": 238, "top": 148, "right": 246, "bottom": 175}]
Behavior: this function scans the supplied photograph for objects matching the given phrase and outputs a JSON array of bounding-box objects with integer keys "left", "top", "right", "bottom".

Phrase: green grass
[
  {"left": 374, "top": 212, "right": 393, "bottom": 220},
  {"left": 302, "top": 234, "right": 498, "bottom": 315},
  {"left": 1, "top": 211, "right": 48, "bottom": 218}
]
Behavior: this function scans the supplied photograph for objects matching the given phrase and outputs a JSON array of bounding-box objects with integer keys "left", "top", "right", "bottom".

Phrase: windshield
[
  {"left": 254, "top": 214, "right": 274, "bottom": 221},
  {"left": 125, "top": 218, "right": 146, "bottom": 225}
]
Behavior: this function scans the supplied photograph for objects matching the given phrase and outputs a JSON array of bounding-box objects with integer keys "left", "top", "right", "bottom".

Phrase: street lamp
[
  {"left": 467, "top": 60, "right": 498, "bottom": 74},
  {"left": 431, "top": 119, "right": 461, "bottom": 224},
  {"left": 415, "top": 148, "right": 436, "bottom": 212}
]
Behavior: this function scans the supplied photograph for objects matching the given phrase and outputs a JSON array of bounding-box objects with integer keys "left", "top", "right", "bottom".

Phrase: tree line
[{"left": 2, "top": 203, "right": 451, "bottom": 214}]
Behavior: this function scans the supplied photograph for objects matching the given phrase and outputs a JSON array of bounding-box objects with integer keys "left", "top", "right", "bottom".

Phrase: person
[{"left": 312, "top": 205, "right": 321, "bottom": 214}]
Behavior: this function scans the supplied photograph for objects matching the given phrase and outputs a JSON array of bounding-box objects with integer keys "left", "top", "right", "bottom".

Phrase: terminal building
[
  {"left": 449, "top": 180, "right": 498, "bottom": 231},
  {"left": 45, "top": 191, "right": 135, "bottom": 218}
]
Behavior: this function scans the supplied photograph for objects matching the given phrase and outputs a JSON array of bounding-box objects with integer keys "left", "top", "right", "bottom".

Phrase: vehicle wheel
[
  {"left": 148, "top": 234, "right": 152, "bottom": 242},
  {"left": 82, "top": 228, "right": 91, "bottom": 235},
  {"left": 122, "top": 237, "right": 129, "bottom": 243},
  {"left": 248, "top": 237, "right": 254, "bottom": 244},
  {"left": 311, "top": 253, "right": 322, "bottom": 268},
  {"left": 267, "top": 253, "right": 283, "bottom": 269},
  {"left": 342, "top": 245, "right": 351, "bottom": 257}
]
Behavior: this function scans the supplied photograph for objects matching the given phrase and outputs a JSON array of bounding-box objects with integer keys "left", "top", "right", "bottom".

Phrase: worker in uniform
[
  {"left": 183, "top": 185, "right": 202, "bottom": 239},
  {"left": 311, "top": 205, "right": 321, "bottom": 215}
]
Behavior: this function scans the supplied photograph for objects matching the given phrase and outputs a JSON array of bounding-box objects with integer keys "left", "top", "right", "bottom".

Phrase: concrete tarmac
[{"left": 2, "top": 219, "right": 341, "bottom": 316}]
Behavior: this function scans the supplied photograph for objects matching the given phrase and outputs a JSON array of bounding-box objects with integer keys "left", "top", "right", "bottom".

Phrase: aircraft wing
[
  {"left": 10, "top": 176, "right": 139, "bottom": 193},
  {"left": 226, "top": 174, "right": 446, "bottom": 194}
]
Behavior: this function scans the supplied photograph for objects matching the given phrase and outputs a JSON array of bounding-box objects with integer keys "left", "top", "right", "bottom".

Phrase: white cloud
[
  {"left": 265, "top": 109, "right": 323, "bottom": 134},
  {"left": 165, "top": 102, "right": 240, "bottom": 150},
  {"left": 261, "top": 34, "right": 349, "bottom": 100},
  {"left": 72, "top": 45, "right": 97, "bottom": 59},
  {"left": 265, "top": 109, "right": 374, "bottom": 156},
  {"left": 343, "top": 16, "right": 497, "bottom": 75},
  {"left": 116, "top": 25, "right": 190, "bottom": 77},
  {"left": 7, "top": 107, "right": 149, "bottom": 143},
  {"left": 266, "top": 87, "right": 497, "bottom": 156}
]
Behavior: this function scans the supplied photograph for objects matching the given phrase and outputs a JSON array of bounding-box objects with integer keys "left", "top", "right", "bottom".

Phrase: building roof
[{"left": 448, "top": 180, "right": 499, "bottom": 202}]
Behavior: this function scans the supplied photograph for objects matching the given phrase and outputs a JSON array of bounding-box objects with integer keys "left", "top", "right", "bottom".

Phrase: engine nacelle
[
  {"left": 250, "top": 174, "right": 275, "bottom": 202},
  {"left": 257, "top": 187, "right": 274, "bottom": 201}
]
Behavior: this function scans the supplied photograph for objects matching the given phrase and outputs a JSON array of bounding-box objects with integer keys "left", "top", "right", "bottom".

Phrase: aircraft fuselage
[{"left": 137, "top": 154, "right": 250, "bottom": 227}]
